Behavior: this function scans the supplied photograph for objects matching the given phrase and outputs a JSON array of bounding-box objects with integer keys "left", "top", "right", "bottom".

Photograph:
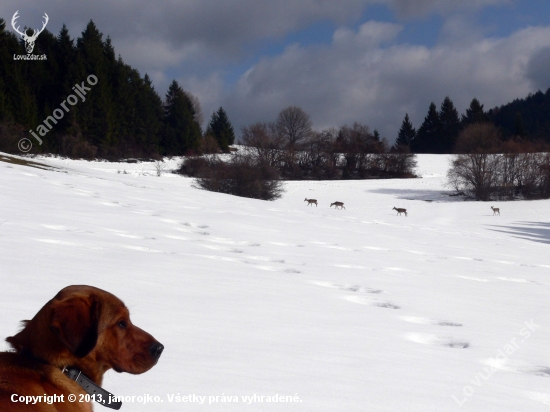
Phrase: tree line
[
  {"left": 396, "top": 91, "right": 550, "bottom": 154},
  {"left": 182, "top": 106, "right": 417, "bottom": 185},
  {"left": 0, "top": 17, "right": 233, "bottom": 158}
]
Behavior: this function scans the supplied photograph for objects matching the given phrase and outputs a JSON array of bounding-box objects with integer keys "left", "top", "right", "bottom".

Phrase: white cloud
[
  {"left": 1, "top": 0, "right": 547, "bottom": 142},
  {"left": 223, "top": 24, "right": 550, "bottom": 141},
  {"left": 386, "top": 0, "right": 512, "bottom": 18}
]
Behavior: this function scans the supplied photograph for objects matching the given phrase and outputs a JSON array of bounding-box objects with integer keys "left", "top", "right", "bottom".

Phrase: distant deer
[
  {"left": 330, "top": 201, "right": 345, "bottom": 210},
  {"left": 393, "top": 207, "right": 407, "bottom": 216},
  {"left": 304, "top": 198, "right": 318, "bottom": 207},
  {"left": 491, "top": 206, "right": 500, "bottom": 215}
]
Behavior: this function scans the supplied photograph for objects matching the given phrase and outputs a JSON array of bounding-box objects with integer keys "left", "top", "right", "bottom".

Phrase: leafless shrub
[
  {"left": 450, "top": 125, "right": 550, "bottom": 200},
  {"left": 198, "top": 135, "right": 221, "bottom": 154},
  {"left": 179, "top": 153, "right": 284, "bottom": 201},
  {"left": 177, "top": 155, "right": 210, "bottom": 177},
  {"left": 154, "top": 160, "right": 166, "bottom": 176},
  {"left": 447, "top": 154, "right": 501, "bottom": 200},
  {"left": 454, "top": 123, "right": 501, "bottom": 154},
  {"left": 240, "top": 122, "right": 284, "bottom": 168}
]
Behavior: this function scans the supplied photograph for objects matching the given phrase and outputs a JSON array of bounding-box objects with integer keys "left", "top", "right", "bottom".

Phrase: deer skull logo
[{"left": 11, "top": 10, "right": 49, "bottom": 54}]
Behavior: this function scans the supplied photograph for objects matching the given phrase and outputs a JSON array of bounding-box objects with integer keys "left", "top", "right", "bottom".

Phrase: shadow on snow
[{"left": 487, "top": 221, "right": 550, "bottom": 245}]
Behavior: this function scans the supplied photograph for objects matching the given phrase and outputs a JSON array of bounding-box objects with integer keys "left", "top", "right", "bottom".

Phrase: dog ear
[{"left": 50, "top": 296, "right": 100, "bottom": 358}]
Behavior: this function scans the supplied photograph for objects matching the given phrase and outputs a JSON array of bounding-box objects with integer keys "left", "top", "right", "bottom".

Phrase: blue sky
[{"left": 2, "top": 0, "right": 550, "bottom": 141}]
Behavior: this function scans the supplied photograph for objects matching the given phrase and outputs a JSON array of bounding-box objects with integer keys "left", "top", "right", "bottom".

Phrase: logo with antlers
[{"left": 11, "top": 10, "right": 49, "bottom": 54}]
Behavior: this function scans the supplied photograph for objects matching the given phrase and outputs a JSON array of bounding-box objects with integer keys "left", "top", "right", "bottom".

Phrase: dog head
[{"left": 7, "top": 285, "right": 163, "bottom": 382}]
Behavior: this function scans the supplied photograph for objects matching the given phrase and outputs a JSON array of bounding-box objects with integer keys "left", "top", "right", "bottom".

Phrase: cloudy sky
[{"left": 2, "top": 0, "right": 550, "bottom": 142}]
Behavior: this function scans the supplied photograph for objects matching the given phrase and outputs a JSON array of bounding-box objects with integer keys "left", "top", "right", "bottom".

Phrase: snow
[{"left": 1, "top": 152, "right": 549, "bottom": 411}]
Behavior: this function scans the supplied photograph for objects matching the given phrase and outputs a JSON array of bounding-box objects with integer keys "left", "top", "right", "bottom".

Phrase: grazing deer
[
  {"left": 304, "top": 198, "right": 318, "bottom": 207},
  {"left": 393, "top": 207, "right": 407, "bottom": 216},
  {"left": 491, "top": 206, "right": 500, "bottom": 215},
  {"left": 330, "top": 201, "right": 345, "bottom": 210}
]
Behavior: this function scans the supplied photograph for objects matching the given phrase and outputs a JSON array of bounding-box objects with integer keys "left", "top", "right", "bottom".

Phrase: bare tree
[
  {"left": 447, "top": 154, "right": 501, "bottom": 200},
  {"left": 154, "top": 160, "right": 167, "bottom": 176},
  {"left": 241, "top": 122, "right": 284, "bottom": 167},
  {"left": 454, "top": 122, "right": 501, "bottom": 154},
  {"left": 276, "top": 106, "right": 313, "bottom": 148}
]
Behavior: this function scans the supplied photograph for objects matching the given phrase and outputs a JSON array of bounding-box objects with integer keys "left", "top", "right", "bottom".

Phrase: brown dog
[{"left": 0, "top": 285, "right": 163, "bottom": 411}]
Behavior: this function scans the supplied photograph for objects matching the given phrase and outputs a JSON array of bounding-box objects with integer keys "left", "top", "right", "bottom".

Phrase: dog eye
[{"left": 118, "top": 321, "right": 127, "bottom": 329}]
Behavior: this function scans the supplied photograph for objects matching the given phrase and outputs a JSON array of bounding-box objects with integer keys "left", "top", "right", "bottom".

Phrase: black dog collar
[{"left": 63, "top": 367, "right": 122, "bottom": 410}]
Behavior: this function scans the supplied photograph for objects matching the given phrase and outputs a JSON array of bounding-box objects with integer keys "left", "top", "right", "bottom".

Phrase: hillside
[
  {"left": 1, "top": 153, "right": 550, "bottom": 411},
  {"left": 489, "top": 88, "right": 550, "bottom": 140}
]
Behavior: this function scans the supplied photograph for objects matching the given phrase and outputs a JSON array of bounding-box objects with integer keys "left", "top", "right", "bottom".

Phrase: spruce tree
[
  {"left": 395, "top": 113, "right": 416, "bottom": 148},
  {"left": 438, "top": 96, "right": 460, "bottom": 153},
  {"left": 161, "top": 80, "right": 201, "bottom": 155},
  {"left": 76, "top": 21, "right": 115, "bottom": 151},
  {"left": 462, "top": 98, "right": 487, "bottom": 125},
  {"left": 514, "top": 112, "right": 526, "bottom": 137},
  {"left": 206, "top": 107, "right": 235, "bottom": 152},
  {"left": 411, "top": 103, "right": 440, "bottom": 153}
]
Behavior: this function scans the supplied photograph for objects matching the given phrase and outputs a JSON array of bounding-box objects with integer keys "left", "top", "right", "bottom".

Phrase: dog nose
[{"left": 149, "top": 342, "right": 164, "bottom": 360}]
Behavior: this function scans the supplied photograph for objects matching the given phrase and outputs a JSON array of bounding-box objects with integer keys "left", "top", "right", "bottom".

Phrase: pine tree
[
  {"left": 138, "top": 74, "right": 163, "bottom": 155},
  {"left": 411, "top": 103, "right": 441, "bottom": 153},
  {"left": 161, "top": 80, "right": 201, "bottom": 155},
  {"left": 206, "top": 107, "right": 235, "bottom": 152},
  {"left": 514, "top": 112, "right": 526, "bottom": 137},
  {"left": 395, "top": 113, "right": 416, "bottom": 148},
  {"left": 462, "top": 98, "right": 487, "bottom": 125},
  {"left": 438, "top": 96, "right": 460, "bottom": 153},
  {"left": 76, "top": 21, "right": 115, "bottom": 151}
]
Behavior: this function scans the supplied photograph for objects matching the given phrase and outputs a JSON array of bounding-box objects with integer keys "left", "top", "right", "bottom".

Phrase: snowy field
[{"left": 1, "top": 152, "right": 549, "bottom": 411}]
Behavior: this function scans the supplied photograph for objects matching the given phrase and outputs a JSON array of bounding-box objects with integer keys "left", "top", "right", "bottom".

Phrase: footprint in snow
[
  {"left": 374, "top": 301, "right": 400, "bottom": 309},
  {"left": 406, "top": 333, "right": 469, "bottom": 348},
  {"left": 343, "top": 296, "right": 400, "bottom": 309},
  {"left": 400, "top": 316, "right": 462, "bottom": 327},
  {"left": 436, "top": 321, "right": 463, "bottom": 327},
  {"left": 311, "top": 281, "right": 383, "bottom": 295}
]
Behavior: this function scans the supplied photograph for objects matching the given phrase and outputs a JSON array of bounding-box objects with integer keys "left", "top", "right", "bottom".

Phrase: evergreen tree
[
  {"left": 0, "top": 17, "right": 35, "bottom": 125},
  {"left": 514, "top": 112, "right": 526, "bottom": 137},
  {"left": 372, "top": 129, "right": 381, "bottom": 142},
  {"left": 462, "top": 98, "right": 487, "bottom": 125},
  {"left": 0, "top": 18, "right": 15, "bottom": 121},
  {"left": 411, "top": 103, "right": 441, "bottom": 153},
  {"left": 395, "top": 113, "right": 416, "bottom": 148},
  {"left": 161, "top": 80, "right": 201, "bottom": 155},
  {"left": 488, "top": 89, "right": 550, "bottom": 142},
  {"left": 138, "top": 74, "right": 163, "bottom": 154},
  {"left": 206, "top": 107, "right": 235, "bottom": 152},
  {"left": 73, "top": 22, "right": 109, "bottom": 150},
  {"left": 438, "top": 96, "right": 460, "bottom": 153}
]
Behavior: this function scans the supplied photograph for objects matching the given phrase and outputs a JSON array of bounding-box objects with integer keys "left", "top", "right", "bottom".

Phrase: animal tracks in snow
[
  {"left": 405, "top": 333, "right": 470, "bottom": 348},
  {"left": 312, "top": 281, "right": 397, "bottom": 309},
  {"left": 400, "top": 316, "right": 462, "bottom": 327},
  {"left": 310, "top": 281, "right": 383, "bottom": 295},
  {"left": 312, "top": 281, "right": 468, "bottom": 346}
]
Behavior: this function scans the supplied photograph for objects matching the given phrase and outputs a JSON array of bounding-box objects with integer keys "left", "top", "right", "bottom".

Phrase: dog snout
[{"left": 149, "top": 342, "right": 164, "bottom": 360}]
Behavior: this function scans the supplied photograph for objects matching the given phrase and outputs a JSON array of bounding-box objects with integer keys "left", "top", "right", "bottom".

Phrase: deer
[
  {"left": 330, "top": 201, "right": 345, "bottom": 210},
  {"left": 304, "top": 198, "right": 318, "bottom": 207},
  {"left": 393, "top": 207, "right": 407, "bottom": 216},
  {"left": 11, "top": 11, "right": 49, "bottom": 54},
  {"left": 491, "top": 206, "right": 500, "bottom": 215}
]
